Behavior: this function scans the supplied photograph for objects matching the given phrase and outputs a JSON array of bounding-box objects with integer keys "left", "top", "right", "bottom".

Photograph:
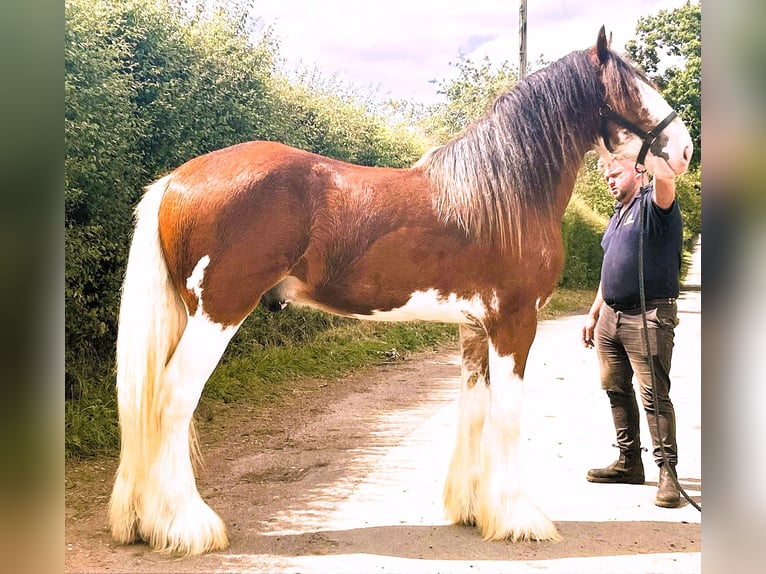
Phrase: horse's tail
[{"left": 109, "top": 174, "right": 189, "bottom": 543}]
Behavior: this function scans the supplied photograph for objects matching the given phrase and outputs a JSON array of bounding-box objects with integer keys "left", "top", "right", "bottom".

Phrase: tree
[
  {"left": 626, "top": 1, "right": 701, "bottom": 166},
  {"left": 424, "top": 54, "right": 518, "bottom": 144}
]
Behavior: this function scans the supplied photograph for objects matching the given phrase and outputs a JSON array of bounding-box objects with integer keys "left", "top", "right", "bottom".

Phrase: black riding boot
[
  {"left": 587, "top": 390, "right": 645, "bottom": 484},
  {"left": 655, "top": 464, "right": 681, "bottom": 507},
  {"left": 647, "top": 408, "right": 680, "bottom": 507}
]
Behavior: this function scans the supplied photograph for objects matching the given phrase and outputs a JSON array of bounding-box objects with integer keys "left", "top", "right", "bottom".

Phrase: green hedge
[
  {"left": 560, "top": 194, "right": 608, "bottom": 288},
  {"left": 64, "top": 0, "right": 431, "bottom": 457},
  {"left": 64, "top": 0, "right": 425, "bottom": 394}
]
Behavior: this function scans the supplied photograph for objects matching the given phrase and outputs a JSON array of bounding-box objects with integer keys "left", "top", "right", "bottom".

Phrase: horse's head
[{"left": 592, "top": 26, "right": 693, "bottom": 177}]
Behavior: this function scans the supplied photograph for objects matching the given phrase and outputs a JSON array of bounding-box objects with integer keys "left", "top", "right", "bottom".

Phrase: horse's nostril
[{"left": 683, "top": 145, "right": 692, "bottom": 162}]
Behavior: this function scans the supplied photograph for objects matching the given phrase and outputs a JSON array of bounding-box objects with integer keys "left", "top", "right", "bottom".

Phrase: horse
[{"left": 108, "top": 27, "right": 692, "bottom": 555}]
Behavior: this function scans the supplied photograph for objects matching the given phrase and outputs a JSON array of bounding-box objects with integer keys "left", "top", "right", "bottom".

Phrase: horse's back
[
  {"left": 154, "top": 140, "right": 433, "bottom": 324},
  {"left": 167, "top": 140, "right": 320, "bottom": 196}
]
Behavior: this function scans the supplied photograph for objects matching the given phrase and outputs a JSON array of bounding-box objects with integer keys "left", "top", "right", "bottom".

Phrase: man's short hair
[{"left": 597, "top": 153, "right": 629, "bottom": 175}]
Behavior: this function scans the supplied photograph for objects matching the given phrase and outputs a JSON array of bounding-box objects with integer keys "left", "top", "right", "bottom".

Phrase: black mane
[{"left": 417, "top": 47, "right": 637, "bottom": 252}]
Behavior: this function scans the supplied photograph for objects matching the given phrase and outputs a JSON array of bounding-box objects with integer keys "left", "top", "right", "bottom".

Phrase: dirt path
[{"left": 66, "top": 241, "right": 701, "bottom": 573}]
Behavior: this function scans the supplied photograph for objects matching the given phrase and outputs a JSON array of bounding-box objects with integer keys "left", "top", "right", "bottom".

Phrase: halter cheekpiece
[{"left": 599, "top": 105, "right": 678, "bottom": 173}]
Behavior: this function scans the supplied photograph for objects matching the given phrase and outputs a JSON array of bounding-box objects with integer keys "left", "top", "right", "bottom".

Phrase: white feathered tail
[{"left": 108, "top": 175, "right": 189, "bottom": 544}]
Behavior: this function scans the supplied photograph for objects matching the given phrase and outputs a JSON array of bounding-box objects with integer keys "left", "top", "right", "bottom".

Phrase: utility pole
[{"left": 519, "top": 0, "right": 527, "bottom": 80}]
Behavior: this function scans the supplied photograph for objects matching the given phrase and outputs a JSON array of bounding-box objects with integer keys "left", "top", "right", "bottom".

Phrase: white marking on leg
[
  {"left": 474, "top": 342, "right": 560, "bottom": 542},
  {"left": 140, "top": 312, "right": 238, "bottom": 555}
]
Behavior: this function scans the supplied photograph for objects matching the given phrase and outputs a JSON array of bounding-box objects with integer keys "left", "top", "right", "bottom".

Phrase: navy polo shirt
[{"left": 600, "top": 184, "right": 683, "bottom": 307}]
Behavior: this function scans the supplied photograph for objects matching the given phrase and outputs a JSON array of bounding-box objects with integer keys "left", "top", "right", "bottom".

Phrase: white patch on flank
[
  {"left": 352, "top": 289, "right": 488, "bottom": 323},
  {"left": 186, "top": 255, "right": 211, "bottom": 311}
]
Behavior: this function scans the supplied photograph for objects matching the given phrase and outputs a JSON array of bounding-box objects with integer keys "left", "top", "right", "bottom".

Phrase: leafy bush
[
  {"left": 675, "top": 166, "right": 702, "bottom": 246},
  {"left": 560, "top": 194, "right": 608, "bottom": 288},
  {"left": 65, "top": 0, "right": 145, "bottom": 377}
]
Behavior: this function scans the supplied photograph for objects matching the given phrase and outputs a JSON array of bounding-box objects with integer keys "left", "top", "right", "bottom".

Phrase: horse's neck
[{"left": 553, "top": 160, "right": 585, "bottom": 221}]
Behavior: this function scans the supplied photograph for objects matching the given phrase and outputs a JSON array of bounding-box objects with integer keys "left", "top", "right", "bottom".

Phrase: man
[{"left": 581, "top": 154, "right": 683, "bottom": 508}]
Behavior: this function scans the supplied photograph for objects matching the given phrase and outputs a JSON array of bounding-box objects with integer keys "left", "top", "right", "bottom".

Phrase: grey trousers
[{"left": 595, "top": 301, "right": 679, "bottom": 466}]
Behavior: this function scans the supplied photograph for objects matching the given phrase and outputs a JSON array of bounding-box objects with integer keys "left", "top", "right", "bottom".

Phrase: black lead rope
[{"left": 638, "top": 189, "right": 702, "bottom": 512}]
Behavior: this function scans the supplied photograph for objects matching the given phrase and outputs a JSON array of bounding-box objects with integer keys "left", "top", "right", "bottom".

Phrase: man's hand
[
  {"left": 583, "top": 284, "right": 604, "bottom": 349},
  {"left": 582, "top": 316, "right": 597, "bottom": 349}
]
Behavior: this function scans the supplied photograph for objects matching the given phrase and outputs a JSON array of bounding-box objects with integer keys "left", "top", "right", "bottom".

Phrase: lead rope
[{"left": 637, "top": 176, "right": 701, "bottom": 512}]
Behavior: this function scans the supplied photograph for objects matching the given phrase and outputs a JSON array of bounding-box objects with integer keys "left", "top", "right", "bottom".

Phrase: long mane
[{"left": 416, "top": 48, "right": 625, "bottom": 252}]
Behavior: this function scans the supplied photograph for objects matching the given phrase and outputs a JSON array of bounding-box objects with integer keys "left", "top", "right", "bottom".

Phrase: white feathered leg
[
  {"left": 474, "top": 341, "right": 560, "bottom": 542},
  {"left": 444, "top": 325, "right": 490, "bottom": 525},
  {"left": 137, "top": 313, "right": 237, "bottom": 555}
]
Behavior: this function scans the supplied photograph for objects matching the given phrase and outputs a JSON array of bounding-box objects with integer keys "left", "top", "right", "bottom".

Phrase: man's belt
[{"left": 607, "top": 298, "right": 677, "bottom": 312}]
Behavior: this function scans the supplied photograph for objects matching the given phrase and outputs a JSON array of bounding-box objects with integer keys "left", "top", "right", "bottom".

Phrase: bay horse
[{"left": 109, "top": 27, "right": 692, "bottom": 555}]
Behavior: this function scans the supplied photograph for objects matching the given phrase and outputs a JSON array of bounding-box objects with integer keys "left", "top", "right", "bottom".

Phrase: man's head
[{"left": 597, "top": 155, "right": 644, "bottom": 205}]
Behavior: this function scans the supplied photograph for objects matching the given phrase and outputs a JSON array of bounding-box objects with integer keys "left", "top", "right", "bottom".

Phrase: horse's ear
[{"left": 596, "top": 26, "right": 610, "bottom": 64}]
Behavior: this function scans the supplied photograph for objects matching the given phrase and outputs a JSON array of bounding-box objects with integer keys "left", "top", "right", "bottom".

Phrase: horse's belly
[
  {"left": 350, "top": 288, "right": 491, "bottom": 324},
  {"left": 275, "top": 276, "right": 492, "bottom": 324}
]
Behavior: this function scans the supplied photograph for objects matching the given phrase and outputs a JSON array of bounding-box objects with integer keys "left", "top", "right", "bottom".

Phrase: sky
[{"left": 250, "top": 0, "right": 691, "bottom": 105}]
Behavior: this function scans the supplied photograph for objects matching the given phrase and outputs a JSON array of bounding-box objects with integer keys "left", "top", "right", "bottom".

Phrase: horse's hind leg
[
  {"left": 443, "top": 323, "right": 490, "bottom": 525},
  {"left": 474, "top": 311, "right": 560, "bottom": 542},
  {"left": 138, "top": 313, "right": 238, "bottom": 555}
]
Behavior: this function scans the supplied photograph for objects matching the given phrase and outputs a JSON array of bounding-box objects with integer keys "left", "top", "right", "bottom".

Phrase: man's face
[{"left": 600, "top": 157, "right": 641, "bottom": 205}]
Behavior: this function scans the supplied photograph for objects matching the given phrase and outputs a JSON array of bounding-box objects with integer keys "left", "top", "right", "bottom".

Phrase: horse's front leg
[
  {"left": 443, "top": 322, "right": 491, "bottom": 525},
  {"left": 475, "top": 308, "right": 561, "bottom": 542}
]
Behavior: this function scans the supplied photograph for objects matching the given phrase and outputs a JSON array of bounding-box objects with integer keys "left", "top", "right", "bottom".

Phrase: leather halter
[{"left": 599, "top": 104, "right": 677, "bottom": 173}]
